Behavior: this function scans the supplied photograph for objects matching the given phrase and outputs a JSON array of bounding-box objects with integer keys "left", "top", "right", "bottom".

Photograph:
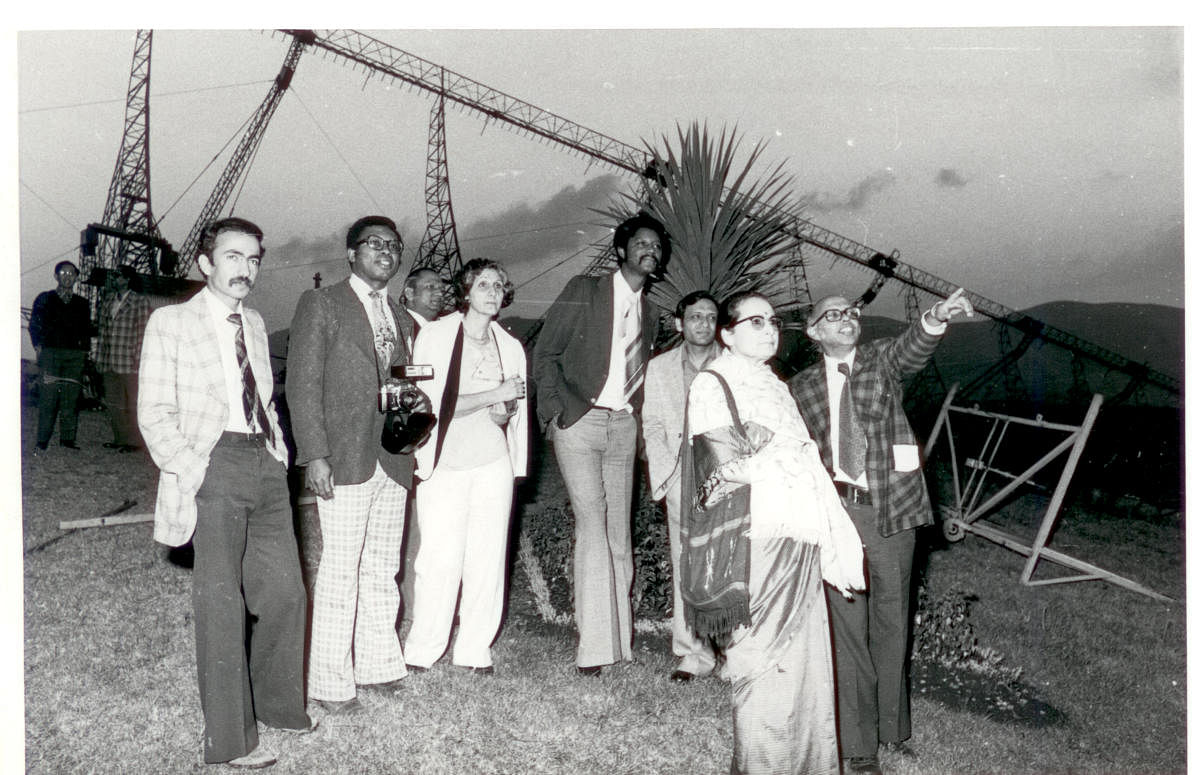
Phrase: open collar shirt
[{"left": 594, "top": 270, "right": 642, "bottom": 411}]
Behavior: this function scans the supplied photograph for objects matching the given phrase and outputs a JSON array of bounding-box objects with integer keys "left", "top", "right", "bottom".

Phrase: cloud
[
  {"left": 458, "top": 175, "right": 624, "bottom": 269},
  {"left": 935, "top": 168, "right": 969, "bottom": 188},
  {"left": 801, "top": 169, "right": 897, "bottom": 213}
]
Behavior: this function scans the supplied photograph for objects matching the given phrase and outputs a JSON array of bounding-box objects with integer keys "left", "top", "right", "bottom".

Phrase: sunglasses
[
  {"left": 813, "top": 306, "right": 861, "bottom": 324},
  {"left": 729, "top": 314, "right": 783, "bottom": 331}
]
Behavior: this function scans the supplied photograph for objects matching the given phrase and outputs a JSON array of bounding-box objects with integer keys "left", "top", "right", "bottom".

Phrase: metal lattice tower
[
  {"left": 171, "top": 33, "right": 310, "bottom": 277},
  {"left": 82, "top": 29, "right": 166, "bottom": 304},
  {"left": 414, "top": 90, "right": 463, "bottom": 279}
]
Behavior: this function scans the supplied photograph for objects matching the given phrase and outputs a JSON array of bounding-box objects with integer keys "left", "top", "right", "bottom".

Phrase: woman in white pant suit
[{"left": 404, "top": 258, "right": 528, "bottom": 672}]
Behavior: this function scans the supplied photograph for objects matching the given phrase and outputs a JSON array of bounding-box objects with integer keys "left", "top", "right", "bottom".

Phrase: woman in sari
[
  {"left": 683, "top": 291, "right": 865, "bottom": 775},
  {"left": 403, "top": 258, "right": 528, "bottom": 673}
]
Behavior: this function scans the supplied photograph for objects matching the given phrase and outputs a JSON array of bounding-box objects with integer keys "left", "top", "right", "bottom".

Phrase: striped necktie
[
  {"left": 837, "top": 361, "right": 866, "bottom": 480},
  {"left": 227, "top": 313, "right": 274, "bottom": 444},
  {"left": 622, "top": 297, "right": 645, "bottom": 406}
]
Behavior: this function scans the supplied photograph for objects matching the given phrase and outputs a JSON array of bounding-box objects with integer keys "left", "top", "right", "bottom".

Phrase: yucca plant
[{"left": 597, "top": 121, "right": 806, "bottom": 319}]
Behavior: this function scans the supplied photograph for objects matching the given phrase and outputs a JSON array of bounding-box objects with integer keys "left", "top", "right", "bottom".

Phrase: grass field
[{"left": 19, "top": 404, "right": 1186, "bottom": 774}]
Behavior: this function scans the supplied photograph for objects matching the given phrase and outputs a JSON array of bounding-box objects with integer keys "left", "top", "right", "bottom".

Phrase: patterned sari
[{"left": 687, "top": 351, "right": 863, "bottom": 775}]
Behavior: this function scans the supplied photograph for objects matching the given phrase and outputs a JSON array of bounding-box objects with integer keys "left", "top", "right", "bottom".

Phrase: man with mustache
[
  {"left": 139, "top": 217, "right": 313, "bottom": 769},
  {"left": 532, "top": 212, "right": 668, "bottom": 676},
  {"left": 286, "top": 215, "right": 419, "bottom": 715}
]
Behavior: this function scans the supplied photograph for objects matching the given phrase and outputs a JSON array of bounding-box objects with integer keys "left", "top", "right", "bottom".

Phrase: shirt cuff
[{"left": 921, "top": 309, "right": 949, "bottom": 334}]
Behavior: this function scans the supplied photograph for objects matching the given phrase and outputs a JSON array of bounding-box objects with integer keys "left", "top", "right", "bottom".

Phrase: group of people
[
  {"left": 46, "top": 208, "right": 971, "bottom": 772},
  {"left": 535, "top": 212, "right": 973, "bottom": 775},
  {"left": 29, "top": 261, "right": 150, "bottom": 453}
]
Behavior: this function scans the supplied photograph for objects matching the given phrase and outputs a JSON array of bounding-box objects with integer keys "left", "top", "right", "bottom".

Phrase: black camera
[{"left": 379, "top": 364, "right": 436, "bottom": 455}]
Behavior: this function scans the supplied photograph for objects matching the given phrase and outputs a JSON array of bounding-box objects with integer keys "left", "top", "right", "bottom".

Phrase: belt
[
  {"left": 217, "top": 430, "right": 267, "bottom": 447},
  {"left": 833, "top": 480, "right": 872, "bottom": 506}
]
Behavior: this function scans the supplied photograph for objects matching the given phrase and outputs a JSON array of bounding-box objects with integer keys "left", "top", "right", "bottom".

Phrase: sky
[{"left": 11, "top": 24, "right": 1185, "bottom": 355}]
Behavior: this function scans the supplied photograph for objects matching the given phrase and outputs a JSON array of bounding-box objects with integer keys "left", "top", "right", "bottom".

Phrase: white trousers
[
  {"left": 404, "top": 455, "right": 514, "bottom": 668},
  {"left": 308, "top": 462, "right": 408, "bottom": 701}
]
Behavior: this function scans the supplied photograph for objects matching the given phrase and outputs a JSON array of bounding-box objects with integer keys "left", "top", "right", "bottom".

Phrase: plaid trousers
[{"left": 308, "top": 462, "right": 408, "bottom": 701}]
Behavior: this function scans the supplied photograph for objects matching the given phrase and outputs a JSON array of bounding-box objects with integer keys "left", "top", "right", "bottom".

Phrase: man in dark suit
[
  {"left": 29, "top": 260, "right": 95, "bottom": 452},
  {"left": 789, "top": 288, "right": 973, "bottom": 774},
  {"left": 286, "top": 215, "right": 419, "bottom": 716},
  {"left": 531, "top": 212, "right": 668, "bottom": 675}
]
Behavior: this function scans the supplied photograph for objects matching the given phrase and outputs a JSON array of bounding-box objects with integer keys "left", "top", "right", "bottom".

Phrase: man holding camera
[{"left": 286, "top": 215, "right": 421, "bottom": 715}]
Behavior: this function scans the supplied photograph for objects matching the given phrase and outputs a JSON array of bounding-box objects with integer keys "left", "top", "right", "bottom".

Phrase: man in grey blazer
[
  {"left": 286, "top": 215, "right": 419, "bottom": 716},
  {"left": 641, "top": 290, "right": 720, "bottom": 682},
  {"left": 532, "top": 212, "right": 667, "bottom": 675}
]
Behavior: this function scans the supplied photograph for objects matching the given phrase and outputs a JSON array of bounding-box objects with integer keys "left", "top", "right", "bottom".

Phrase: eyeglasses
[
  {"left": 813, "top": 306, "right": 861, "bottom": 324},
  {"left": 729, "top": 315, "right": 783, "bottom": 331},
  {"left": 356, "top": 236, "right": 404, "bottom": 254}
]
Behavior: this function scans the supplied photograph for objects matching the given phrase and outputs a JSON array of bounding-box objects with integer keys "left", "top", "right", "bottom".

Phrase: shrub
[{"left": 912, "top": 585, "right": 1022, "bottom": 684}]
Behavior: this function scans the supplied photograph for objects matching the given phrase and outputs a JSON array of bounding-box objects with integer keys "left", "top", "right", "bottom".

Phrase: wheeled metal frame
[{"left": 925, "top": 384, "right": 1170, "bottom": 602}]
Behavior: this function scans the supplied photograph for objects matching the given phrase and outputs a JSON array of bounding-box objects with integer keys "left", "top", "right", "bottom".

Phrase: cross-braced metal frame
[{"left": 925, "top": 384, "right": 1170, "bottom": 602}]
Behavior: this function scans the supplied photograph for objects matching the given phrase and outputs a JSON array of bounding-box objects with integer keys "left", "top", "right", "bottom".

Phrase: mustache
[{"left": 229, "top": 277, "right": 254, "bottom": 287}]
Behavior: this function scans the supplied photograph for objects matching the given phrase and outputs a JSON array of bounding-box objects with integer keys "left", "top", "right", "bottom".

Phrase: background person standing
[
  {"left": 29, "top": 260, "right": 95, "bottom": 452},
  {"left": 641, "top": 290, "right": 720, "bottom": 682},
  {"left": 97, "top": 264, "right": 152, "bottom": 452}
]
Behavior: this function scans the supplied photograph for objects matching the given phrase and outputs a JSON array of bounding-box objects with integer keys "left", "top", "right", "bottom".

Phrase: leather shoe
[
  {"left": 847, "top": 755, "right": 883, "bottom": 774},
  {"left": 226, "top": 745, "right": 277, "bottom": 769},
  {"left": 458, "top": 665, "right": 494, "bottom": 676},
  {"left": 358, "top": 678, "right": 404, "bottom": 693},
  {"left": 274, "top": 717, "right": 319, "bottom": 735},
  {"left": 60, "top": 441, "right": 79, "bottom": 450},
  {"left": 404, "top": 663, "right": 428, "bottom": 673},
  {"left": 103, "top": 442, "right": 121, "bottom": 449},
  {"left": 118, "top": 444, "right": 141, "bottom": 453},
  {"left": 313, "top": 697, "right": 365, "bottom": 716},
  {"left": 576, "top": 665, "right": 602, "bottom": 677},
  {"left": 669, "top": 669, "right": 696, "bottom": 682}
]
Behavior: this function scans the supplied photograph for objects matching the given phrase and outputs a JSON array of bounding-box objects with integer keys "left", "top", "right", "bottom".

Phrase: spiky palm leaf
[{"left": 598, "top": 121, "right": 804, "bottom": 316}]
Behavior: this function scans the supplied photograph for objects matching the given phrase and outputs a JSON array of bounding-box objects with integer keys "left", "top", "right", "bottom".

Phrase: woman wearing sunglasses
[
  {"left": 682, "top": 291, "right": 865, "bottom": 774},
  {"left": 403, "top": 258, "right": 528, "bottom": 675}
]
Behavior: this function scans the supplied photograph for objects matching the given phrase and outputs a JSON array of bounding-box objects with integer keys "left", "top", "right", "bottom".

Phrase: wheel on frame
[{"left": 938, "top": 506, "right": 967, "bottom": 543}]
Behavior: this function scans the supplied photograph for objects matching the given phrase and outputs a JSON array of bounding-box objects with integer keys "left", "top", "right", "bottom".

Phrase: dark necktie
[
  {"left": 838, "top": 362, "right": 866, "bottom": 480},
  {"left": 228, "top": 313, "right": 274, "bottom": 444}
]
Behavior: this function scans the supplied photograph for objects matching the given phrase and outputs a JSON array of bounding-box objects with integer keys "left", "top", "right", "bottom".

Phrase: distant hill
[{"left": 926, "top": 301, "right": 1181, "bottom": 407}]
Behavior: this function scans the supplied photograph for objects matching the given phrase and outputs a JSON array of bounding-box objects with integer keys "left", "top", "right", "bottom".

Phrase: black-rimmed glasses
[
  {"left": 813, "top": 307, "right": 861, "bottom": 324},
  {"left": 729, "top": 314, "right": 783, "bottom": 331},
  {"left": 356, "top": 236, "right": 404, "bottom": 254}
]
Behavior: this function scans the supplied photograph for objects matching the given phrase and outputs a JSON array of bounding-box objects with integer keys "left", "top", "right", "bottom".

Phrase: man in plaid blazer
[
  {"left": 97, "top": 264, "right": 152, "bottom": 452},
  {"left": 789, "top": 289, "right": 973, "bottom": 775},
  {"left": 139, "top": 217, "right": 312, "bottom": 769}
]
